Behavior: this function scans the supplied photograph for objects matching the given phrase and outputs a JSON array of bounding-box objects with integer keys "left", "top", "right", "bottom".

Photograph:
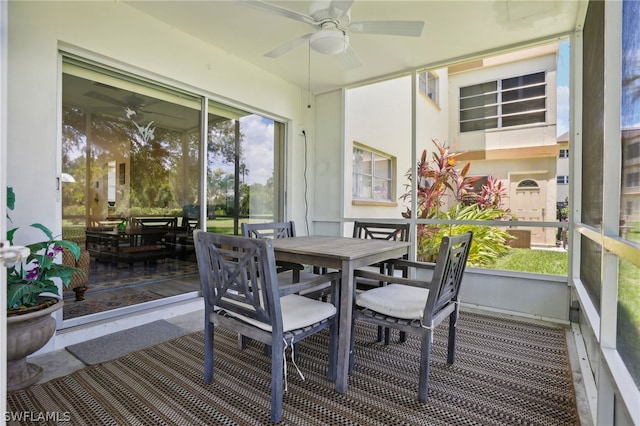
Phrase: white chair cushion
[
  {"left": 224, "top": 294, "right": 336, "bottom": 333},
  {"left": 356, "top": 283, "right": 430, "bottom": 320}
]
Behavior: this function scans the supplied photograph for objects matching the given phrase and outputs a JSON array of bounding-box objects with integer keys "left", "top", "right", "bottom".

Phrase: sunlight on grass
[{"left": 491, "top": 248, "right": 568, "bottom": 276}]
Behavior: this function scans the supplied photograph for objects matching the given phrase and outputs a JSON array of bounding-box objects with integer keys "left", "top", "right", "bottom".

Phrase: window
[
  {"left": 518, "top": 179, "right": 540, "bottom": 188},
  {"left": 459, "top": 71, "right": 546, "bottom": 132},
  {"left": 419, "top": 70, "right": 439, "bottom": 105},
  {"left": 557, "top": 175, "right": 569, "bottom": 184},
  {"left": 626, "top": 141, "right": 640, "bottom": 159},
  {"left": 352, "top": 144, "right": 394, "bottom": 202},
  {"left": 625, "top": 171, "right": 640, "bottom": 187},
  {"left": 559, "top": 149, "right": 569, "bottom": 158}
]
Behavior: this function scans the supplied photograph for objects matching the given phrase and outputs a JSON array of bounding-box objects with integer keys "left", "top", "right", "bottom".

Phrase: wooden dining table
[{"left": 271, "top": 235, "right": 410, "bottom": 394}]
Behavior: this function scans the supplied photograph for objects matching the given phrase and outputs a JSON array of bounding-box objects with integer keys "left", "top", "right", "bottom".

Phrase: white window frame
[
  {"left": 419, "top": 70, "right": 439, "bottom": 105},
  {"left": 352, "top": 143, "right": 395, "bottom": 203},
  {"left": 459, "top": 71, "right": 547, "bottom": 132}
]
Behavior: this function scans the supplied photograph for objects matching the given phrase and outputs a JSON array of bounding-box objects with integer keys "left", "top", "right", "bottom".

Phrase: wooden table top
[{"left": 270, "top": 235, "right": 410, "bottom": 261}]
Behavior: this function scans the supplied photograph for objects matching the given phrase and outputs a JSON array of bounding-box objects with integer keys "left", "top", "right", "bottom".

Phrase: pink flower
[{"left": 26, "top": 268, "right": 40, "bottom": 280}]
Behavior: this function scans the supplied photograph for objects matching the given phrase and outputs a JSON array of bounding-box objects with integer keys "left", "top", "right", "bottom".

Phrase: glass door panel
[
  {"left": 206, "top": 100, "right": 283, "bottom": 235},
  {"left": 61, "top": 67, "right": 201, "bottom": 321}
]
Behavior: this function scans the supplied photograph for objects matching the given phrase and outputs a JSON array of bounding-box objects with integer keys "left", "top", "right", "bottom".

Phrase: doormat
[{"left": 65, "top": 320, "right": 188, "bottom": 365}]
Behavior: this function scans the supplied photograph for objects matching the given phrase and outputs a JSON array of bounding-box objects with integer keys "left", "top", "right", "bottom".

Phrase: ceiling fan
[
  {"left": 83, "top": 90, "right": 181, "bottom": 121},
  {"left": 239, "top": 0, "right": 425, "bottom": 69}
]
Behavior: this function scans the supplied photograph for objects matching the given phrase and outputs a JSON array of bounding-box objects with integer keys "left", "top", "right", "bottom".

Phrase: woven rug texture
[{"left": 6, "top": 312, "right": 579, "bottom": 425}]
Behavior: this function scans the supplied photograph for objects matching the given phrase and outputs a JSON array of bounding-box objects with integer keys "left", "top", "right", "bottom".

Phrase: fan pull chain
[{"left": 307, "top": 42, "right": 311, "bottom": 109}]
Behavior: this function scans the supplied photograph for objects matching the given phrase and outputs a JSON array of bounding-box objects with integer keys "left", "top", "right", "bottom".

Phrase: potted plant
[{"left": 5, "top": 186, "right": 83, "bottom": 391}]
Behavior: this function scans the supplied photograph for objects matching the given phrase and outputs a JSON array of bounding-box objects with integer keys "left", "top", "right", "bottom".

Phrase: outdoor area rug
[
  {"left": 6, "top": 312, "right": 579, "bottom": 425},
  {"left": 65, "top": 320, "right": 188, "bottom": 365}
]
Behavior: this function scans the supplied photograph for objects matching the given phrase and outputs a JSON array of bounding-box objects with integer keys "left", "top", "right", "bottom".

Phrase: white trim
[
  {"left": 572, "top": 277, "right": 601, "bottom": 343},
  {"left": 571, "top": 322, "right": 598, "bottom": 425},
  {"left": 460, "top": 303, "right": 569, "bottom": 326},
  {"left": 1, "top": 0, "right": 8, "bottom": 417},
  {"left": 601, "top": 347, "right": 640, "bottom": 426}
]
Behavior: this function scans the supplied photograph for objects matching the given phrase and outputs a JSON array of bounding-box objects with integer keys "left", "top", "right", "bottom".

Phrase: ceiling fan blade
[
  {"left": 348, "top": 20, "right": 425, "bottom": 37},
  {"left": 237, "top": 0, "right": 317, "bottom": 26},
  {"left": 327, "top": 0, "right": 354, "bottom": 20},
  {"left": 84, "top": 90, "right": 127, "bottom": 107},
  {"left": 265, "top": 33, "right": 313, "bottom": 58},
  {"left": 338, "top": 46, "right": 361, "bottom": 70}
]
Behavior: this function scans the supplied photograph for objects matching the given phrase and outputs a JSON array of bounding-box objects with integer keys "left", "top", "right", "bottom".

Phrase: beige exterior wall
[
  {"left": 344, "top": 46, "right": 560, "bottom": 245},
  {"left": 447, "top": 45, "right": 559, "bottom": 246}
]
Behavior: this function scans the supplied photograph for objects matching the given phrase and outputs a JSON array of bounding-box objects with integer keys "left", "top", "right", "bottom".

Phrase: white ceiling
[{"left": 125, "top": 0, "right": 583, "bottom": 94}]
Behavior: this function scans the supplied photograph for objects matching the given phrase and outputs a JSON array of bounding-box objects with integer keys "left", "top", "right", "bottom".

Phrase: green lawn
[{"left": 490, "top": 248, "right": 568, "bottom": 275}]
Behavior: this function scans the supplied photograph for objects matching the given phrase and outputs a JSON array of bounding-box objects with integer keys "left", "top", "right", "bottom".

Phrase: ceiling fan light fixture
[{"left": 310, "top": 28, "right": 349, "bottom": 55}]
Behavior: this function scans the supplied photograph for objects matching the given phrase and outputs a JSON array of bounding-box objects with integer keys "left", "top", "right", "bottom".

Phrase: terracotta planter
[{"left": 6, "top": 298, "right": 63, "bottom": 391}]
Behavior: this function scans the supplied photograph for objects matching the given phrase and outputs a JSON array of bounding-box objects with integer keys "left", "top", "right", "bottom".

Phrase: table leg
[{"left": 335, "top": 261, "right": 354, "bottom": 394}]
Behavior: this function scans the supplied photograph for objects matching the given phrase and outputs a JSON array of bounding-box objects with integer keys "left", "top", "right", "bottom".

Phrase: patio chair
[
  {"left": 241, "top": 221, "right": 335, "bottom": 353},
  {"left": 193, "top": 231, "right": 338, "bottom": 424},
  {"left": 350, "top": 231, "right": 473, "bottom": 402},
  {"left": 352, "top": 221, "right": 410, "bottom": 343},
  {"left": 242, "top": 221, "right": 332, "bottom": 300}
]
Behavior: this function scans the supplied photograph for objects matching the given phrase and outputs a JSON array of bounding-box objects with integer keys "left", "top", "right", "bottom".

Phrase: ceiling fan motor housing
[{"left": 310, "top": 24, "right": 349, "bottom": 55}]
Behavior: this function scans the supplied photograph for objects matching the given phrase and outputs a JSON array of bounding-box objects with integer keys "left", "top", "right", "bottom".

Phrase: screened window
[
  {"left": 559, "top": 149, "right": 569, "bottom": 158},
  {"left": 352, "top": 145, "right": 394, "bottom": 202},
  {"left": 459, "top": 71, "right": 546, "bottom": 132},
  {"left": 557, "top": 175, "right": 569, "bottom": 184}
]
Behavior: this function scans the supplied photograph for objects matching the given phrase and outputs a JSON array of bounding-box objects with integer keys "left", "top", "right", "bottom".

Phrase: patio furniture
[
  {"left": 165, "top": 217, "right": 199, "bottom": 259},
  {"left": 350, "top": 231, "right": 473, "bottom": 401},
  {"left": 242, "top": 221, "right": 333, "bottom": 299},
  {"left": 240, "top": 221, "right": 335, "bottom": 352},
  {"left": 270, "top": 235, "right": 410, "bottom": 394},
  {"left": 241, "top": 221, "right": 305, "bottom": 281},
  {"left": 353, "top": 221, "right": 411, "bottom": 343},
  {"left": 85, "top": 225, "right": 174, "bottom": 266},
  {"left": 193, "top": 231, "right": 339, "bottom": 424}
]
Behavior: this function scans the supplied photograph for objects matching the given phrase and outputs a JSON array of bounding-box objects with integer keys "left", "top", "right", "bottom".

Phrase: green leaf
[
  {"left": 7, "top": 186, "right": 15, "bottom": 210},
  {"left": 6, "top": 227, "right": 18, "bottom": 244},
  {"left": 7, "top": 283, "right": 35, "bottom": 309},
  {"left": 30, "top": 223, "right": 54, "bottom": 240},
  {"left": 55, "top": 240, "right": 81, "bottom": 259}
]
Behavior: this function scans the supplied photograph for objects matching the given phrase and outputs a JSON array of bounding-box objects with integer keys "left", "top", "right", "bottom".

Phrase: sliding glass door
[{"left": 61, "top": 58, "right": 284, "bottom": 321}]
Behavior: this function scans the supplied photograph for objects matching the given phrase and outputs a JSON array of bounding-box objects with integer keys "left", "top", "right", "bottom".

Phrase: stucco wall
[
  {"left": 7, "top": 1, "right": 310, "bottom": 353},
  {"left": 344, "top": 71, "right": 449, "bottom": 222}
]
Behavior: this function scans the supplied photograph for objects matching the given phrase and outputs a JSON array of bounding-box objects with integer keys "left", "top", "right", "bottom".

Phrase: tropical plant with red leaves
[
  {"left": 400, "top": 139, "right": 480, "bottom": 219},
  {"left": 401, "top": 139, "right": 514, "bottom": 264}
]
